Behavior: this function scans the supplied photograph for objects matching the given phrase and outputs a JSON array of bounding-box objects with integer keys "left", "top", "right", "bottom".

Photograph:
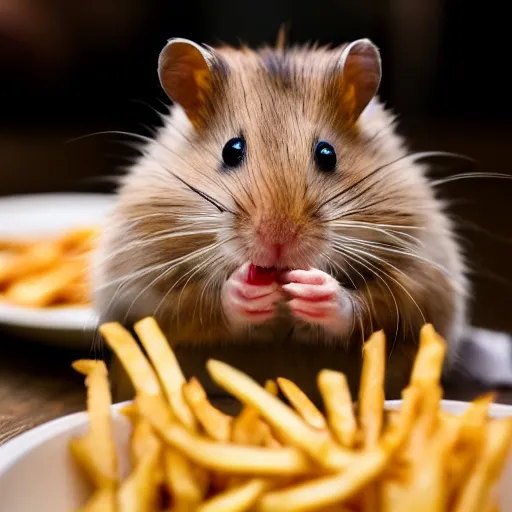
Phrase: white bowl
[
  {"left": 0, "top": 399, "right": 510, "bottom": 511},
  {"left": 0, "top": 193, "right": 116, "bottom": 348}
]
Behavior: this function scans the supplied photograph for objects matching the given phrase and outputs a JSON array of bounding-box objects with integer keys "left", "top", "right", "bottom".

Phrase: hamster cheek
[
  {"left": 281, "top": 268, "right": 353, "bottom": 335},
  {"left": 221, "top": 263, "right": 282, "bottom": 328}
]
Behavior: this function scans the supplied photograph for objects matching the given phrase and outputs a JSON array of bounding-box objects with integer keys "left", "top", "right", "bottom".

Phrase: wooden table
[{"left": 2, "top": 331, "right": 512, "bottom": 447}]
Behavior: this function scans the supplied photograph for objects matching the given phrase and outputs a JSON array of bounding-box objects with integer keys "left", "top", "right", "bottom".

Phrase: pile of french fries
[
  {"left": 71, "top": 318, "right": 512, "bottom": 512},
  {"left": 0, "top": 227, "right": 97, "bottom": 308}
]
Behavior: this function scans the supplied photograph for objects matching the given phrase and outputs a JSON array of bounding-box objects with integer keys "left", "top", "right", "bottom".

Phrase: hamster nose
[{"left": 257, "top": 216, "right": 298, "bottom": 249}]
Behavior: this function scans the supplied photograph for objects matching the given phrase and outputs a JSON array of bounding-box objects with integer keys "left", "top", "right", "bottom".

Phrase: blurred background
[{"left": 0, "top": 0, "right": 510, "bottom": 333}]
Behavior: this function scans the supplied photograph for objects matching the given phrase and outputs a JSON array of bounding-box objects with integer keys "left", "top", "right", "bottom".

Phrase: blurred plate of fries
[
  {"left": 0, "top": 317, "right": 511, "bottom": 512},
  {"left": 0, "top": 193, "right": 114, "bottom": 347}
]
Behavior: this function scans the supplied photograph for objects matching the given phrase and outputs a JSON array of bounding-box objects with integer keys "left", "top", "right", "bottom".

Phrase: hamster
[{"left": 93, "top": 36, "right": 468, "bottom": 403}]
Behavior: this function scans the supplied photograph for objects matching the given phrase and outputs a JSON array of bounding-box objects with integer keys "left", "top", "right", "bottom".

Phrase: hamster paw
[
  {"left": 281, "top": 268, "right": 352, "bottom": 335},
  {"left": 222, "top": 263, "right": 282, "bottom": 328}
]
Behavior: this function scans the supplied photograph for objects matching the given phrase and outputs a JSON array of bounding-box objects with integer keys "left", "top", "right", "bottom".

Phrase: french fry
[
  {"left": 151, "top": 421, "right": 315, "bottom": 475},
  {"left": 56, "top": 278, "right": 90, "bottom": 305},
  {"left": 453, "top": 419, "right": 512, "bottom": 512},
  {"left": 446, "top": 393, "right": 495, "bottom": 502},
  {"left": 117, "top": 439, "right": 162, "bottom": 512},
  {"left": 258, "top": 445, "right": 393, "bottom": 512},
  {"left": 277, "top": 377, "right": 327, "bottom": 430},
  {"left": 75, "top": 487, "right": 116, "bottom": 512},
  {"left": 164, "top": 449, "right": 204, "bottom": 511},
  {"left": 129, "top": 418, "right": 161, "bottom": 468},
  {"left": 410, "top": 323, "right": 447, "bottom": 388},
  {"left": 231, "top": 405, "right": 275, "bottom": 447},
  {"left": 183, "top": 377, "right": 232, "bottom": 441},
  {"left": 232, "top": 380, "right": 282, "bottom": 448},
  {"left": 264, "top": 379, "right": 279, "bottom": 397},
  {"left": 99, "top": 322, "right": 166, "bottom": 398},
  {"left": 135, "top": 317, "right": 197, "bottom": 431},
  {"left": 317, "top": 370, "right": 357, "bottom": 448},
  {"left": 0, "top": 241, "right": 61, "bottom": 286},
  {"left": 358, "top": 330, "right": 386, "bottom": 448},
  {"left": 0, "top": 227, "right": 97, "bottom": 308},
  {"left": 197, "top": 478, "right": 269, "bottom": 512},
  {"left": 5, "top": 259, "right": 84, "bottom": 307},
  {"left": 206, "top": 360, "right": 352, "bottom": 468},
  {"left": 70, "top": 360, "right": 117, "bottom": 489},
  {"left": 58, "top": 227, "right": 99, "bottom": 253},
  {"left": 100, "top": 322, "right": 176, "bottom": 436},
  {"left": 358, "top": 331, "right": 386, "bottom": 512}
]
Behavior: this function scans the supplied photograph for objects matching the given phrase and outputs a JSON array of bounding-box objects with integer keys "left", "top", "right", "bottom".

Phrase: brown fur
[{"left": 93, "top": 40, "right": 468, "bottom": 402}]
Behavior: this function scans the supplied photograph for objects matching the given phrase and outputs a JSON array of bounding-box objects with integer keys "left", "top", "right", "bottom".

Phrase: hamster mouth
[{"left": 247, "top": 264, "right": 278, "bottom": 285}]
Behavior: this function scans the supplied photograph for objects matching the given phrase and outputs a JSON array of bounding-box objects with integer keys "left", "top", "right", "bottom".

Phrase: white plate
[
  {"left": 0, "top": 193, "right": 116, "bottom": 348},
  {"left": 0, "top": 399, "right": 511, "bottom": 511}
]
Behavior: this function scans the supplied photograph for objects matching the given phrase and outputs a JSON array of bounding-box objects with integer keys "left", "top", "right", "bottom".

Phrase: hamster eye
[
  {"left": 222, "top": 137, "right": 245, "bottom": 168},
  {"left": 314, "top": 141, "right": 337, "bottom": 172}
]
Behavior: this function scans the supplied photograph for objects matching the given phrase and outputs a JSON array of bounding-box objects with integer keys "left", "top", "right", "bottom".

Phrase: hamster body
[{"left": 94, "top": 38, "right": 468, "bottom": 402}]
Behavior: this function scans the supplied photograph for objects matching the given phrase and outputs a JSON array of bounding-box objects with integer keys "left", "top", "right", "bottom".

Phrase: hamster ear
[
  {"left": 158, "top": 38, "right": 219, "bottom": 127},
  {"left": 338, "top": 39, "right": 381, "bottom": 122}
]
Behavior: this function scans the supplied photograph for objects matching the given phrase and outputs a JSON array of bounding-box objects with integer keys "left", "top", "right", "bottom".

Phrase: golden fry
[
  {"left": 258, "top": 447, "right": 391, "bottom": 512},
  {"left": 0, "top": 241, "right": 61, "bottom": 286},
  {"left": 0, "top": 226, "right": 97, "bottom": 308},
  {"left": 410, "top": 323, "right": 447, "bottom": 388},
  {"left": 453, "top": 419, "right": 512, "bottom": 512},
  {"left": 277, "top": 377, "right": 327, "bottom": 430},
  {"left": 358, "top": 330, "right": 386, "bottom": 448},
  {"left": 164, "top": 449, "right": 204, "bottom": 511},
  {"left": 99, "top": 322, "right": 164, "bottom": 397},
  {"left": 183, "top": 377, "right": 232, "bottom": 441},
  {"left": 58, "top": 227, "right": 99, "bottom": 254},
  {"left": 206, "top": 360, "right": 340, "bottom": 467},
  {"left": 317, "top": 370, "right": 357, "bottom": 448},
  {"left": 135, "top": 317, "right": 197, "bottom": 431},
  {"left": 70, "top": 360, "right": 117, "bottom": 488},
  {"left": 232, "top": 380, "right": 282, "bottom": 448},
  {"left": 151, "top": 421, "right": 315, "bottom": 475},
  {"left": 117, "top": 440, "right": 162, "bottom": 512},
  {"left": 75, "top": 487, "right": 116, "bottom": 512},
  {"left": 264, "top": 379, "right": 279, "bottom": 397},
  {"left": 6, "top": 259, "right": 84, "bottom": 307},
  {"left": 197, "top": 478, "right": 268, "bottom": 512}
]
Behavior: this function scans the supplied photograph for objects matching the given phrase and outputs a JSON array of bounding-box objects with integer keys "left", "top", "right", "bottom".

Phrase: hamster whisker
[
  {"left": 321, "top": 252, "right": 372, "bottom": 340},
  {"left": 174, "top": 253, "right": 225, "bottom": 321},
  {"left": 85, "top": 130, "right": 237, "bottom": 211},
  {"left": 196, "top": 255, "right": 227, "bottom": 325},
  {"left": 122, "top": 239, "right": 228, "bottom": 322},
  {"left": 72, "top": 130, "right": 264, "bottom": 219},
  {"left": 330, "top": 221, "right": 423, "bottom": 248},
  {"left": 95, "top": 227, "right": 221, "bottom": 266},
  {"left": 321, "top": 253, "right": 358, "bottom": 290},
  {"left": 332, "top": 242, "right": 426, "bottom": 325},
  {"left": 97, "top": 239, "right": 225, "bottom": 291},
  {"left": 431, "top": 171, "right": 512, "bottom": 187},
  {"left": 331, "top": 244, "right": 400, "bottom": 345},
  {"left": 316, "top": 151, "right": 473, "bottom": 213},
  {"left": 98, "top": 241, "right": 219, "bottom": 321},
  {"left": 327, "top": 199, "right": 420, "bottom": 222},
  {"left": 153, "top": 245, "right": 233, "bottom": 323},
  {"left": 166, "top": 172, "right": 234, "bottom": 214},
  {"left": 331, "top": 234, "right": 449, "bottom": 275}
]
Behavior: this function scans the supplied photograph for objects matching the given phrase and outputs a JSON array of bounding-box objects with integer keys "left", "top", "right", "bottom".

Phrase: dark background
[{"left": 0, "top": 0, "right": 510, "bottom": 332}]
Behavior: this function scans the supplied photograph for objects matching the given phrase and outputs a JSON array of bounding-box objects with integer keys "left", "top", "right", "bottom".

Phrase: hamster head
[{"left": 124, "top": 38, "right": 443, "bottom": 283}]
